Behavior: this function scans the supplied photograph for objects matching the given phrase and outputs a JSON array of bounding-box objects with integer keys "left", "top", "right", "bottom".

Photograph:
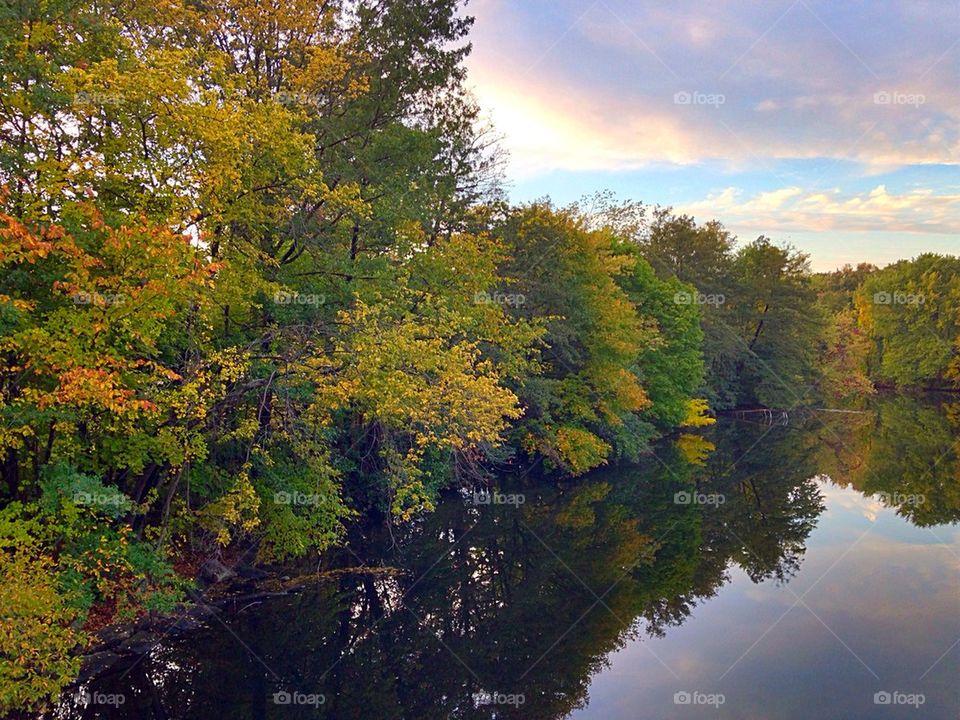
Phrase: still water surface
[{"left": 56, "top": 395, "right": 960, "bottom": 719}]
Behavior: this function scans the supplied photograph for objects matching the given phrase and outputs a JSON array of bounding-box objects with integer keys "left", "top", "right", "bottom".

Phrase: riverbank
[{"left": 49, "top": 397, "right": 960, "bottom": 719}]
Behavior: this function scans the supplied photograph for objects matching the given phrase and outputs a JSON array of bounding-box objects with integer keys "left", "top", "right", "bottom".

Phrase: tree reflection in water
[{"left": 54, "top": 394, "right": 960, "bottom": 719}]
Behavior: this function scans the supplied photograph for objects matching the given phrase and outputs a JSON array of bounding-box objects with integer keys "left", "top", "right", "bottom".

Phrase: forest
[{"left": 0, "top": 0, "right": 958, "bottom": 713}]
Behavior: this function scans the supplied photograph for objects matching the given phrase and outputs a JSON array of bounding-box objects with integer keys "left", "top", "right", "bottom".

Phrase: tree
[
  {"left": 614, "top": 244, "right": 706, "bottom": 428},
  {"left": 855, "top": 254, "right": 960, "bottom": 388},
  {"left": 574, "top": 195, "right": 707, "bottom": 428},
  {"left": 496, "top": 203, "right": 656, "bottom": 474},
  {"left": 727, "top": 237, "right": 823, "bottom": 408}
]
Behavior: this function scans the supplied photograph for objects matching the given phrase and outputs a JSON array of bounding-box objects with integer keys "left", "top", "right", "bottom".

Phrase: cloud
[
  {"left": 678, "top": 184, "right": 960, "bottom": 234},
  {"left": 469, "top": 67, "right": 704, "bottom": 177},
  {"left": 465, "top": 0, "right": 960, "bottom": 176}
]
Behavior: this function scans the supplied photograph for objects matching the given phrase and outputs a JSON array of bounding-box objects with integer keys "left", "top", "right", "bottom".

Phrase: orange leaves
[
  {"left": 135, "top": 359, "right": 182, "bottom": 382},
  {"left": 0, "top": 207, "right": 216, "bottom": 467},
  {"left": 612, "top": 367, "right": 651, "bottom": 413},
  {"left": 0, "top": 295, "right": 33, "bottom": 312},
  {"left": 42, "top": 367, "right": 156, "bottom": 415},
  {"left": 0, "top": 212, "right": 82, "bottom": 266}
]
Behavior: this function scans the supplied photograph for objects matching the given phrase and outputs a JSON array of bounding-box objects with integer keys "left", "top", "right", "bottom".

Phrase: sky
[{"left": 462, "top": 0, "right": 959, "bottom": 271}]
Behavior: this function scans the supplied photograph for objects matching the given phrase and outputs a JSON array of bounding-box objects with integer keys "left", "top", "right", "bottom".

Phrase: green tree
[
  {"left": 856, "top": 254, "right": 960, "bottom": 388},
  {"left": 497, "top": 203, "right": 656, "bottom": 474},
  {"left": 614, "top": 245, "right": 706, "bottom": 428},
  {"left": 727, "top": 237, "right": 823, "bottom": 408}
]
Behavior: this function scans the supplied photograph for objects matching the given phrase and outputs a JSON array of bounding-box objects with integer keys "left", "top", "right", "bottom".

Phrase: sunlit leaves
[
  {"left": 682, "top": 399, "right": 716, "bottom": 428},
  {"left": 0, "top": 208, "right": 215, "bottom": 473},
  {"left": 308, "top": 294, "right": 523, "bottom": 517}
]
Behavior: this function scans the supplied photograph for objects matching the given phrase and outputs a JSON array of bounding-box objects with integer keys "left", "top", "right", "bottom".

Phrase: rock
[
  {"left": 93, "top": 625, "right": 133, "bottom": 649},
  {"left": 77, "top": 651, "right": 122, "bottom": 682},
  {"left": 168, "top": 616, "right": 204, "bottom": 633},
  {"left": 199, "top": 558, "right": 236, "bottom": 584},
  {"left": 117, "top": 631, "right": 163, "bottom": 655},
  {"left": 235, "top": 565, "right": 271, "bottom": 580}
]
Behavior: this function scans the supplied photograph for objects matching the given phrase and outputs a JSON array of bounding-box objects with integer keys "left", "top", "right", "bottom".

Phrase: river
[{"left": 53, "top": 394, "right": 960, "bottom": 719}]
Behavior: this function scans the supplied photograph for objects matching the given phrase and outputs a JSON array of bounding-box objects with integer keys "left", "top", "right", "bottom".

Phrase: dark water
[{"left": 55, "top": 395, "right": 960, "bottom": 719}]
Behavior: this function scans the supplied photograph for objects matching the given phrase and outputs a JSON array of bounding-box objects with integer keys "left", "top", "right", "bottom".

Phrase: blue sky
[{"left": 463, "top": 0, "right": 959, "bottom": 270}]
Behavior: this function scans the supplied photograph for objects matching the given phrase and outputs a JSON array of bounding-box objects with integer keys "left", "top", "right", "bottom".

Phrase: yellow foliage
[
  {"left": 675, "top": 433, "right": 716, "bottom": 466},
  {"left": 0, "top": 549, "right": 81, "bottom": 714},
  {"left": 311, "top": 300, "right": 522, "bottom": 451},
  {"left": 554, "top": 426, "right": 611, "bottom": 475},
  {"left": 681, "top": 398, "right": 716, "bottom": 427},
  {"left": 201, "top": 466, "right": 262, "bottom": 546},
  {"left": 555, "top": 482, "right": 611, "bottom": 529}
]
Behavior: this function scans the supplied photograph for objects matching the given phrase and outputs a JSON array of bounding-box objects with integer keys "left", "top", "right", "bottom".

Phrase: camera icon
[
  {"left": 873, "top": 291, "right": 892, "bottom": 305},
  {"left": 673, "top": 91, "right": 692, "bottom": 105},
  {"left": 273, "top": 491, "right": 292, "bottom": 505},
  {"left": 874, "top": 691, "right": 891, "bottom": 705},
  {"left": 873, "top": 91, "right": 891, "bottom": 105},
  {"left": 272, "top": 691, "right": 292, "bottom": 705},
  {"left": 673, "top": 491, "right": 692, "bottom": 505},
  {"left": 673, "top": 291, "right": 692, "bottom": 305},
  {"left": 674, "top": 691, "right": 692, "bottom": 704}
]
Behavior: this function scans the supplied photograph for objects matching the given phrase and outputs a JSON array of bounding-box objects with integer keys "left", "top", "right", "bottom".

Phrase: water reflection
[{"left": 54, "top": 395, "right": 960, "bottom": 719}]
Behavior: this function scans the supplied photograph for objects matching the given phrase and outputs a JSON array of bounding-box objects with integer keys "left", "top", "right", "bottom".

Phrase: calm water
[{"left": 55, "top": 395, "right": 960, "bottom": 719}]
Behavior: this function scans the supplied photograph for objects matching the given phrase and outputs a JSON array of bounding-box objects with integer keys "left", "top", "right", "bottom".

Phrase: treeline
[
  {"left": 0, "top": 0, "right": 958, "bottom": 712},
  {"left": 816, "top": 257, "right": 960, "bottom": 394}
]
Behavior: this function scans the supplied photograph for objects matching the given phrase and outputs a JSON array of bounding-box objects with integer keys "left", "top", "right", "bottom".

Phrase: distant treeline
[
  {"left": 815, "top": 256, "right": 960, "bottom": 394},
  {"left": 0, "top": 0, "right": 957, "bottom": 712}
]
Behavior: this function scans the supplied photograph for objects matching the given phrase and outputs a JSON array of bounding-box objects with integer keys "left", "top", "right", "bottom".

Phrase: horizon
[{"left": 463, "top": 0, "right": 959, "bottom": 272}]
